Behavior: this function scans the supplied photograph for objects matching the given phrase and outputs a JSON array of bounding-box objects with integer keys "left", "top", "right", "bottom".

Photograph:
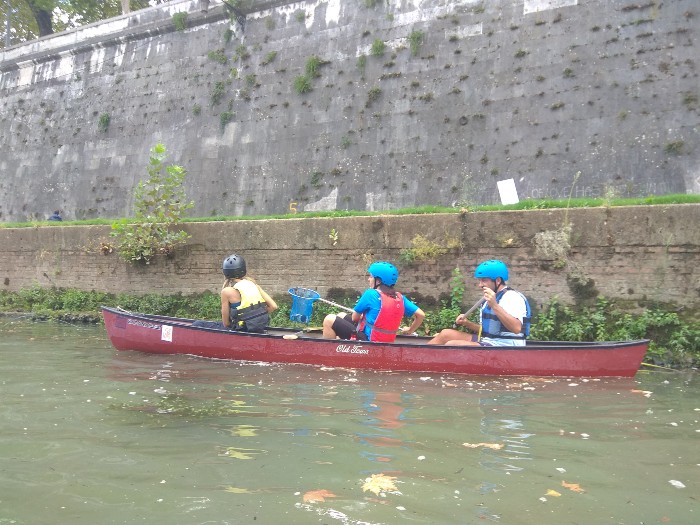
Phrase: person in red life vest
[
  {"left": 193, "top": 253, "right": 277, "bottom": 332},
  {"left": 428, "top": 259, "right": 531, "bottom": 346},
  {"left": 322, "top": 262, "right": 425, "bottom": 342}
]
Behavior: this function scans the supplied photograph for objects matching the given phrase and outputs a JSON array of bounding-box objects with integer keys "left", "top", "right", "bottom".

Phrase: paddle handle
[
  {"left": 453, "top": 298, "right": 486, "bottom": 328},
  {"left": 463, "top": 298, "right": 486, "bottom": 317},
  {"left": 316, "top": 297, "right": 355, "bottom": 313}
]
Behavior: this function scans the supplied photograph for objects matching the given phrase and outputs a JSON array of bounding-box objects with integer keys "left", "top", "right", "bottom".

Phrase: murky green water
[{"left": 1, "top": 319, "right": 697, "bottom": 525}]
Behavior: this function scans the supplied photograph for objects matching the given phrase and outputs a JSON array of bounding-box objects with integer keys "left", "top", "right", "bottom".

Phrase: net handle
[
  {"left": 291, "top": 287, "right": 354, "bottom": 314},
  {"left": 315, "top": 296, "right": 354, "bottom": 314}
]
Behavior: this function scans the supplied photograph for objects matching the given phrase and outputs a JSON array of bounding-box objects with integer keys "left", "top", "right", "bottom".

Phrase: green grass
[{"left": 3, "top": 195, "right": 698, "bottom": 228}]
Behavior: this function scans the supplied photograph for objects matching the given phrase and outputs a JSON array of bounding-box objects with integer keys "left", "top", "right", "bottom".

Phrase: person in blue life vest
[
  {"left": 322, "top": 261, "right": 425, "bottom": 342},
  {"left": 428, "top": 260, "right": 531, "bottom": 346},
  {"left": 192, "top": 253, "right": 277, "bottom": 332},
  {"left": 48, "top": 210, "right": 63, "bottom": 221}
]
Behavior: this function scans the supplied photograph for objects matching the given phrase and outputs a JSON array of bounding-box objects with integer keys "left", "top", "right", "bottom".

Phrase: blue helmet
[
  {"left": 368, "top": 261, "right": 399, "bottom": 286},
  {"left": 222, "top": 253, "right": 246, "bottom": 278},
  {"left": 474, "top": 260, "right": 509, "bottom": 282}
]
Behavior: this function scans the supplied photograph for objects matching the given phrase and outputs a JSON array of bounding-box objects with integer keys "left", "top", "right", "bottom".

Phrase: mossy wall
[{"left": 0, "top": 0, "right": 698, "bottom": 222}]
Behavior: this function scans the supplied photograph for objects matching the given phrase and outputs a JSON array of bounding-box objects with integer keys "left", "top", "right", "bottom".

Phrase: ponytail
[{"left": 377, "top": 283, "right": 398, "bottom": 298}]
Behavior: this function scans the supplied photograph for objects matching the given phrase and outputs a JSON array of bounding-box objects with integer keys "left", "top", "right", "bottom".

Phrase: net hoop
[{"left": 288, "top": 287, "right": 321, "bottom": 324}]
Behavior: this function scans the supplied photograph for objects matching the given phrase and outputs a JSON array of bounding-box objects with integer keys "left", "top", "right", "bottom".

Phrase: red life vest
[{"left": 360, "top": 290, "right": 405, "bottom": 342}]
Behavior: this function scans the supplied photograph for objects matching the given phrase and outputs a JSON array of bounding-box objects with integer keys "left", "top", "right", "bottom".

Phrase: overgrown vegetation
[
  {"left": 210, "top": 81, "right": 226, "bottom": 106},
  {"left": 398, "top": 234, "right": 462, "bottom": 266},
  {"left": 370, "top": 39, "right": 386, "bottom": 56},
  {"left": 261, "top": 51, "right": 277, "bottom": 65},
  {"left": 110, "top": 143, "right": 194, "bottom": 263},
  {"left": 530, "top": 298, "right": 699, "bottom": 367},
  {"left": 207, "top": 49, "right": 228, "bottom": 64},
  {"left": 293, "top": 75, "right": 312, "bottom": 94},
  {"left": 305, "top": 55, "right": 323, "bottom": 77},
  {"left": 172, "top": 12, "right": 187, "bottom": 32},
  {"left": 2, "top": 287, "right": 696, "bottom": 368},
  {"left": 423, "top": 267, "right": 468, "bottom": 334},
  {"left": 97, "top": 113, "right": 110, "bottom": 133},
  {"left": 408, "top": 30, "right": 424, "bottom": 56},
  {"left": 220, "top": 111, "right": 234, "bottom": 129}
]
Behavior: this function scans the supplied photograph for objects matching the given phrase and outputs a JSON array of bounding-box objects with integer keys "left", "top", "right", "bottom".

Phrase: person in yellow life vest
[
  {"left": 193, "top": 253, "right": 277, "bottom": 332},
  {"left": 322, "top": 261, "right": 425, "bottom": 342}
]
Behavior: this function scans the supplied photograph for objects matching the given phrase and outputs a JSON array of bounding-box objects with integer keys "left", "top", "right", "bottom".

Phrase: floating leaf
[
  {"left": 462, "top": 442, "right": 504, "bottom": 450},
  {"left": 223, "top": 486, "right": 256, "bottom": 494},
  {"left": 631, "top": 389, "right": 653, "bottom": 397},
  {"left": 303, "top": 489, "right": 337, "bottom": 503},
  {"left": 220, "top": 446, "right": 264, "bottom": 460},
  {"left": 545, "top": 489, "right": 562, "bottom": 497},
  {"left": 229, "top": 424, "right": 258, "bottom": 437},
  {"left": 362, "top": 473, "right": 399, "bottom": 495},
  {"left": 562, "top": 481, "right": 585, "bottom": 493}
]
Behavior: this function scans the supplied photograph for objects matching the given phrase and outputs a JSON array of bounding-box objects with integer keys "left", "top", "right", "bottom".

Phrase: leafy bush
[
  {"left": 424, "top": 267, "right": 467, "bottom": 334},
  {"left": 530, "top": 298, "right": 700, "bottom": 367},
  {"left": 111, "top": 144, "right": 194, "bottom": 263}
]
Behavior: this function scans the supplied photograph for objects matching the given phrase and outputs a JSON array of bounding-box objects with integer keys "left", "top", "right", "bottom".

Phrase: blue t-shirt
[{"left": 353, "top": 289, "right": 419, "bottom": 339}]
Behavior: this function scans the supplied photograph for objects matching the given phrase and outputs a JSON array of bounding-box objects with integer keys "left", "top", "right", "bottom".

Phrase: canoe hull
[{"left": 101, "top": 307, "right": 648, "bottom": 377}]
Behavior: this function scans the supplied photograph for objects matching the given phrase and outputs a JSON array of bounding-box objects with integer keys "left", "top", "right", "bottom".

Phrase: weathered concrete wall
[
  {"left": 1, "top": 0, "right": 698, "bottom": 223},
  {"left": 1, "top": 206, "right": 698, "bottom": 314}
]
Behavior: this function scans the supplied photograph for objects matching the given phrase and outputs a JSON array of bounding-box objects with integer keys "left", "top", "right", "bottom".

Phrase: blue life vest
[{"left": 481, "top": 287, "right": 531, "bottom": 339}]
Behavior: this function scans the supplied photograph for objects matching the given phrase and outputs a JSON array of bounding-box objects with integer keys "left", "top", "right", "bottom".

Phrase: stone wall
[
  {"left": 1, "top": 0, "right": 698, "bottom": 223},
  {"left": 1, "top": 205, "right": 698, "bottom": 314}
]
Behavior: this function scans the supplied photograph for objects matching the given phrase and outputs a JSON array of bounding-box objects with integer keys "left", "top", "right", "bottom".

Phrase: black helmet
[{"left": 222, "top": 253, "right": 246, "bottom": 278}]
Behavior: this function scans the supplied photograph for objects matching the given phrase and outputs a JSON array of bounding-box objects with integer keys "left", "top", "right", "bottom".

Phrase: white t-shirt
[{"left": 480, "top": 289, "right": 527, "bottom": 347}]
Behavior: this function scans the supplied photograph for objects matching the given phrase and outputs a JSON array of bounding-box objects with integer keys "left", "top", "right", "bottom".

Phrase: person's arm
[
  {"left": 401, "top": 308, "right": 425, "bottom": 335},
  {"left": 484, "top": 288, "right": 523, "bottom": 334},
  {"left": 491, "top": 302, "right": 523, "bottom": 334},
  {"left": 258, "top": 286, "right": 278, "bottom": 313},
  {"left": 220, "top": 286, "right": 241, "bottom": 328},
  {"left": 455, "top": 314, "right": 480, "bottom": 333},
  {"left": 350, "top": 289, "right": 373, "bottom": 324}
]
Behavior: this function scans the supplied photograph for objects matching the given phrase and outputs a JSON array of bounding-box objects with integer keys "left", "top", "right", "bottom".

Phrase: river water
[{"left": 1, "top": 319, "right": 697, "bottom": 525}]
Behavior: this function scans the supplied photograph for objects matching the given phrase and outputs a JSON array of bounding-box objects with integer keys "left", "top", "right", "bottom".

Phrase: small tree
[{"left": 111, "top": 144, "right": 194, "bottom": 263}]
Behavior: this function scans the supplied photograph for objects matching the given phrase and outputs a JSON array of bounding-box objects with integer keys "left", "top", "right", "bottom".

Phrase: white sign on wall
[{"left": 497, "top": 179, "right": 520, "bottom": 205}]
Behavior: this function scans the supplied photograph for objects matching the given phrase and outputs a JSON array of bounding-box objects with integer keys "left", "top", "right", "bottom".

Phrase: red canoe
[{"left": 101, "top": 306, "right": 649, "bottom": 377}]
